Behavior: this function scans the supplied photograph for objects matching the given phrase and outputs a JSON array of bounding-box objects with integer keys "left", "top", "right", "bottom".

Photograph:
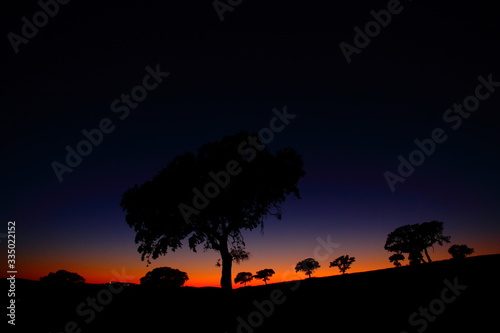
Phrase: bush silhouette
[
  {"left": 448, "top": 244, "right": 474, "bottom": 260},
  {"left": 140, "top": 267, "right": 188, "bottom": 287},
  {"left": 40, "top": 270, "right": 85, "bottom": 286}
]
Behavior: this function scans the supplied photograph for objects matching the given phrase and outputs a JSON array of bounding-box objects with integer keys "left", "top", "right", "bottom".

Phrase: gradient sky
[{"left": 1, "top": 0, "right": 499, "bottom": 287}]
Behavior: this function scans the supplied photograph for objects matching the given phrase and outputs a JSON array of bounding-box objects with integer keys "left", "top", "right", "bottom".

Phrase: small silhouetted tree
[
  {"left": 120, "top": 131, "right": 305, "bottom": 290},
  {"left": 329, "top": 255, "right": 356, "bottom": 274},
  {"left": 295, "top": 258, "right": 320, "bottom": 278},
  {"left": 234, "top": 272, "right": 253, "bottom": 286},
  {"left": 254, "top": 269, "right": 275, "bottom": 285},
  {"left": 385, "top": 221, "right": 451, "bottom": 265},
  {"left": 40, "top": 270, "right": 85, "bottom": 286},
  {"left": 448, "top": 244, "right": 474, "bottom": 260},
  {"left": 389, "top": 253, "right": 405, "bottom": 267},
  {"left": 140, "top": 267, "right": 188, "bottom": 288}
]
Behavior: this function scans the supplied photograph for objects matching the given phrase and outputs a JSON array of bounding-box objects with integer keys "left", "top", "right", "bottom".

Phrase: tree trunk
[
  {"left": 219, "top": 240, "right": 233, "bottom": 290},
  {"left": 423, "top": 248, "right": 432, "bottom": 262}
]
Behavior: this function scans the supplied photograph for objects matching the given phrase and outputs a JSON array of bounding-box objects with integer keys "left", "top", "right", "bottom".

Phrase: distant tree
[
  {"left": 120, "top": 131, "right": 305, "bottom": 290},
  {"left": 140, "top": 267, "right": 188, "bottom": 288},
  {"left": 329, "top": 255, "right": 356, "bottom": 274},
  {"left": 254, "top": 269, "right": 275, "bottom": 285},
  {"left": 384, "top": 221, "right": 451, "bottom": 265},
  {"left": 389, "top": 253, "right": 405, "bottom": 267},
  {"left": 448, "top": 244, "right": 474, "bottom": 260},
  {"left": 40, "top": 270, "right": 85, "bottom": 286},
  {"left": 234, "top": 272, "right": 254, "bottom": 286},
  {"left": 295, "top": 258, "right": 320, "bottom": 278}
]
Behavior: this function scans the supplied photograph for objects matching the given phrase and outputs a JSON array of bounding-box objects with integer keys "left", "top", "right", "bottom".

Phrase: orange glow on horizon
[
  {"left": 12, "top": 251, "right": 500, "bottom": 288},
  {"left": 8, "top": 237, "right": 500, "bottom": 287}
]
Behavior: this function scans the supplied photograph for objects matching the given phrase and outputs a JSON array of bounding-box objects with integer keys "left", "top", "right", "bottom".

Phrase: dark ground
[{"left": 5, "top": 254, "right": 500, "bottom": 333}]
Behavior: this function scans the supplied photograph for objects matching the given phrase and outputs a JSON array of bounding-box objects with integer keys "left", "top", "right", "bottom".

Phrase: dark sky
[{"left": 1, "top": 0, "right": 499, "bottom": 285}]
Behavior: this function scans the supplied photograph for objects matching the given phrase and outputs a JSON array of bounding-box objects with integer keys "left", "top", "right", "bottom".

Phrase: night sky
[{"left": 2, "top": 0, "right": 499, "bottom": 287}]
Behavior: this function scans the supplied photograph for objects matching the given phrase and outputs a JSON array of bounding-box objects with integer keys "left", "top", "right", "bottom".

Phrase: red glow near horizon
[{"left": 10, "top": 242, "right": 500, "bottom": 288}]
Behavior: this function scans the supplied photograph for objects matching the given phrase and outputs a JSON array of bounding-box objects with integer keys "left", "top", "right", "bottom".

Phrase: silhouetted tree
[
  {"left": 448, "top": 244, "right": 474, "bottom": 260},
  {"left": 140, "top": 267, "right": 188, "bottom": 288},
  {"left": 120, "top": 131, "right": 304, "bottom": 290},
  {"left": 40, "top": 270, "right": 85, "bottom": 286},
  {"left": 254, "top": 269, "right": 275, "bottom": 285},
  {"left": 384, "top": 221, "right": 451, "bottom": 265},
  {"left": 234, "top": 272, "right": 254, "bottom": 286},
  {"left": 389, "top": 253, "right": 405, "bottom": 267},
  {"left": 295, "top": 258, "right": 320, "bottom": 278},
  {"left": 329, "top": 255, "right": 356, "bottom": 274}
]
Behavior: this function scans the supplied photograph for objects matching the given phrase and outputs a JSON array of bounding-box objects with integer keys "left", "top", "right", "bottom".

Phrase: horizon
[
  {"left": 9, "top": 253, "right": 499, "bottom": 288},
  {"left": 10, "top": 253, "right": 500, "bottom": 288},
  {"left": 11, "top": 248, "right": 500, "bottom": 288}
]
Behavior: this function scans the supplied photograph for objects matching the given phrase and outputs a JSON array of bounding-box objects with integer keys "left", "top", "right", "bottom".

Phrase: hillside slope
[{"left": 5, "top": 254, "right": 500, "bottom": 332}]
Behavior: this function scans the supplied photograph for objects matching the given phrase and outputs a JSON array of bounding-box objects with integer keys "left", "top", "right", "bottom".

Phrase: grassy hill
[{"left": 4, "top": 254, "right": 500, "bottom": 332}]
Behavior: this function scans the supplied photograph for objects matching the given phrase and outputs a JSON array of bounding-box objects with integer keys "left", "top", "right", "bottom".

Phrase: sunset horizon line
[{"left": 8, "top": 253, "right": 499, "bottom": 288}]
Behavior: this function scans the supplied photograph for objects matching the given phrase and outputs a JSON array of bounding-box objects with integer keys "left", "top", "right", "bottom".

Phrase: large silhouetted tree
[
  {"left": 40, "top": 270, "right": 85, "bottom": 286},
  {"left": 295, "top": 258, "right": 320, "bottom": 278},
  {"left": 140, "top": 267, "right": 188, "bottom": 287},
  {"left": 120, "top": 131, "right": 304, "bottom": 290},
  {"left": 329, "top": 255, "right": 356, "bottom": 274},
  {"left": 384, "top": 221, "right": 451, "bottom": 265}
]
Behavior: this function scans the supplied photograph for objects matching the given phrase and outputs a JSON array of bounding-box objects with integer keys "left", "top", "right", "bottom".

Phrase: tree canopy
[
  {"left": 295, "top": 258, "right": 320, "bottom": 278},
  {"left": 140, "top": 267, "right": 188, "bottom": 288},
  {"left": 384, "top": 221, "right": 451, "bottom": 265},
  {"left": 329, "top": 255, "right": 356, "bottom": 274},
  {"left": 254, "top": 269, "right": 275, "bottom": 285},
  {"left": 120, "top": 131, "right": 305, "bottom": 289},
  {"left": 448, "top": 244, "right": 474, "bottom": 260},
  {"left": 234, "top": 272, "right": 254, "bottom": 286},
  {"left": 40, "top": 270, "right": 85, "bottom": 286}
]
